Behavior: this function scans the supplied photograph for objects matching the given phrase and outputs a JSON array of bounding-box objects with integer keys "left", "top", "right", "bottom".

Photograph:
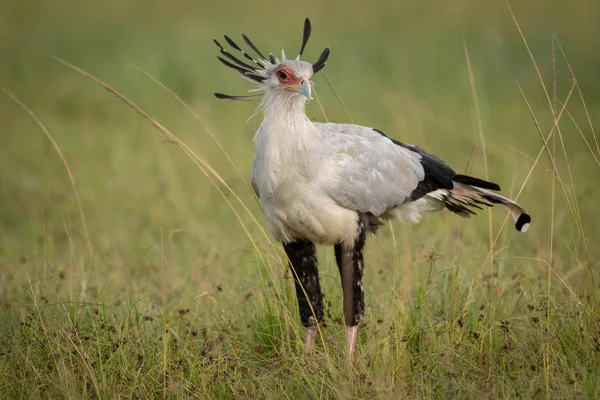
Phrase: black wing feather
[
  {"left": 373, "top": 128, "right": 502, "bottom": 202},
  {"left": 373, "top": 129, "right": 455, "bottom": 200},
  {"left": 453, "top": 174, "right": 501, "bottom": 191}
]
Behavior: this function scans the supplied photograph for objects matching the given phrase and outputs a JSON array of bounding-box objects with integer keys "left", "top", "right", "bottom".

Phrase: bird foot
[
  {"left": 346, "top": 325, "right": 358, "bottom": 359},
  {"left": 303, "top": 326, "right": 317, "bottom": 354}
]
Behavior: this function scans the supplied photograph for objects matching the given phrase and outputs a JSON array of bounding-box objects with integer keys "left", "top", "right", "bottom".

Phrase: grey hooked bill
[{"left": 299, "top": 80, "right": 312, "bottom": 99}]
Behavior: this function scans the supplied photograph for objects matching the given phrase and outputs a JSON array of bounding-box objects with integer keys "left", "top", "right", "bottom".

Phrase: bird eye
[{"left": 277, "top": 70, "right": 288, "bottom": 80}]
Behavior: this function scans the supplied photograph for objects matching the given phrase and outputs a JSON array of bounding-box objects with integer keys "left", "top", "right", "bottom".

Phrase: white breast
[
  {"left": 251, "top": 119, "right": 359, "bottom": 246},
  {"left": 256, "top": 179, "right": 360, "bottom": 246}
]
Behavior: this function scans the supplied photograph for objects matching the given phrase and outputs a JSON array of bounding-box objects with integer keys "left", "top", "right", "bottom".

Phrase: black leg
[
  {"left": 283, "top": 240, "right": 324, "bottom": 328},
  {"left": 334, "top": 218, "right": 367, "bottom": 357},
  {"left": 334, "top": 221, "right": 366, "bottom": 327}
]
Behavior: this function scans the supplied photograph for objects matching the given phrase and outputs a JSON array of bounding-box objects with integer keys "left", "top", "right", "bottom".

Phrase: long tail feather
[
  {"left": 471, "top": 186, "right": 531, "bottom": 232},
  {"left": 428, "top": 182, "right": 531, "bottom": 232}
]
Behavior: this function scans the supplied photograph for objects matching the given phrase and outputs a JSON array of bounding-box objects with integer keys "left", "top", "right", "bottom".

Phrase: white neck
[
  {"left": 251, "top": 90, "right": 322, "bottom": 193},
  {"left": 255, "top": 90, "right": 321, "bottom": 151}
]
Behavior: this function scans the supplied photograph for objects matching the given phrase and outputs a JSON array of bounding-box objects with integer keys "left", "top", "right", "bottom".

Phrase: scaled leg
[
  {"left": 334, "top": 219, "right": 367, "bottom": 358},
  {"left": 283, "top": 240, "right": 324, "bottom": 353}
]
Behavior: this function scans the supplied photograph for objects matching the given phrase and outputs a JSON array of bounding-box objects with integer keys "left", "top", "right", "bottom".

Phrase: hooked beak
[{"left": 298, "top": 80, "right": 312, "bottom": 99}]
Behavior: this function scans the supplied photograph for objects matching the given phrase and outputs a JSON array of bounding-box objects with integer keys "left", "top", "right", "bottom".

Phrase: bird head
[
  {"left": 263, "top": 60, "right": 314, "bottom": 99},
  {"left": 214, "top": 18, "right": 330, "bottom": 102}
]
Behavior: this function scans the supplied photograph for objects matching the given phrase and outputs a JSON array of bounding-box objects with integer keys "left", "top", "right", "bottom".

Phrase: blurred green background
[{"left": 1, "top": 0, "right": 600, "bottom": 397}]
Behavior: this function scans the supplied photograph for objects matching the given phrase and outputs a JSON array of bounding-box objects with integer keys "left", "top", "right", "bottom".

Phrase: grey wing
[{"left": 317, "top": 123, "right": 427, "bottom": 216}]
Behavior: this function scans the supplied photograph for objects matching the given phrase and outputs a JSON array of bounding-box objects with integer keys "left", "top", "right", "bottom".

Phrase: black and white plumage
[{"left": 215, "top": 19, "right": 531, "bottom": 357}]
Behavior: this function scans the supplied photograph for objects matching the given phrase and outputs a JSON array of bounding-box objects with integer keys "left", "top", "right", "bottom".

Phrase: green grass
[{"left": 1, "top": 0, "right": 599, "bottom": 398}]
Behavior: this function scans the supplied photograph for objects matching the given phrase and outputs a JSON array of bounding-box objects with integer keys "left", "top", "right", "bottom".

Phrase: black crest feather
[
  {"left": 218, "top": 48, "right": 257, "bottom": 72},
  {"left": 242, "top": 33, "right": 268, "bottom": 60},
  {"left": 223, "top": 34, "right": 243, "bottom": 52},
  {"left": 312, "top": 47, "right": 330, "bottom": 73},
  {"left": 216, "top": 18, "right": 331, "bottom": 101},
  {"left": 216, "top": 56, "right": 251, "bottom": 75},
  {"left": 214, "top": 92, "right": 261, "bottom": 101},
  {"left": 216, "top": 56, "right": 265, "bottom": 83},
  {"left": 220, "top": 35, "right": 262, "bottom": 66},
  {"left": 299, "top": 18, "right": 312, "bottom": 57}
]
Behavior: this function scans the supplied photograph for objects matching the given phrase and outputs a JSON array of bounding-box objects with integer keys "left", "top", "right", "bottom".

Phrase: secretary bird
[{"left": 214, "top": 19, "right": 531, "bottom": 357}]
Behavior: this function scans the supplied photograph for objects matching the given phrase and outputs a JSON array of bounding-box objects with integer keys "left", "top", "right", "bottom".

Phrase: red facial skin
[{"left": 275, "top": 66, "right": 307, "bottom": 87}]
